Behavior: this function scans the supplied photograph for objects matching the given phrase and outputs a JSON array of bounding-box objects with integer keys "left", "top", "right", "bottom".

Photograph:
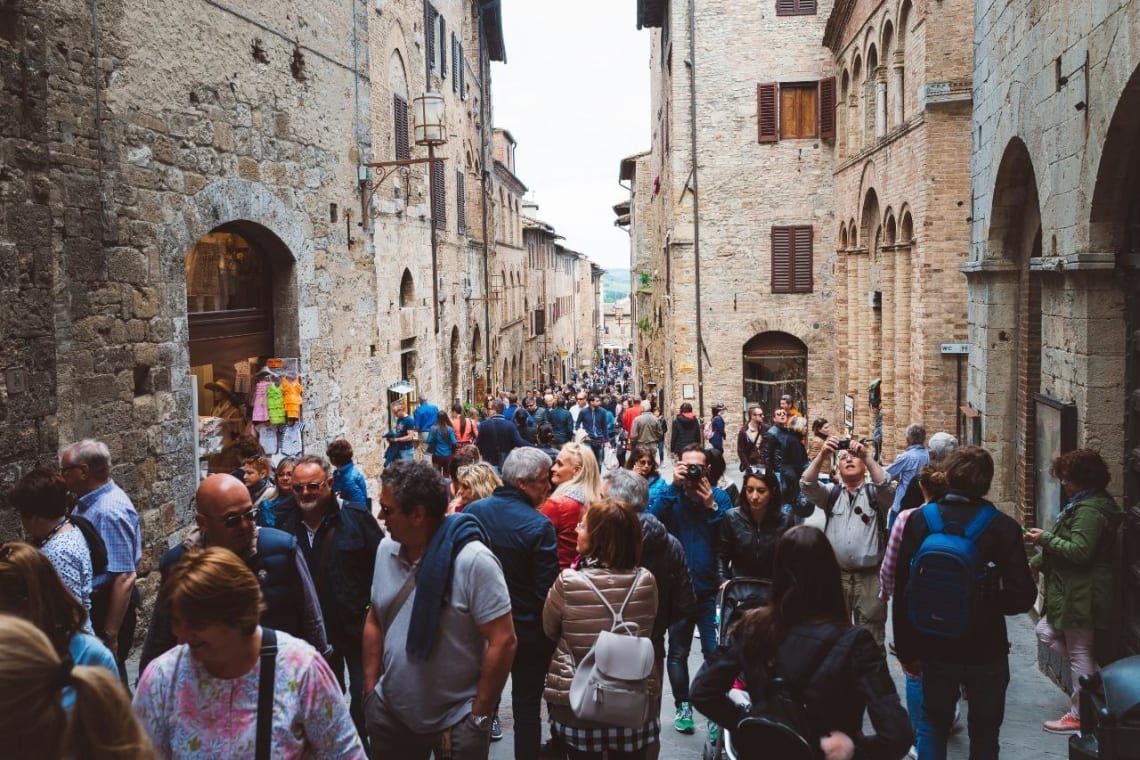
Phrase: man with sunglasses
[
  {"left": 276, "top": 455, "right": 384, "bottom": 749},
  {"left": 139, "top": 473, "right": 330, "bottom": 673},
  {"left": 800, "top": 435, "right": 895, "bottom": 648}
]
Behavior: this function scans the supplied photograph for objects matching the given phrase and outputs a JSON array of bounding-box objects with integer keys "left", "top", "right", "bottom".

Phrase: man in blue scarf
[{"left": 362, "top": 459, "right": 516, "bottom": 759}]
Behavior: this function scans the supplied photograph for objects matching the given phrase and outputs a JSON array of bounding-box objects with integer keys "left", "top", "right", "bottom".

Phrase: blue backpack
[{"left": 906, "top": 502, "right": 999, "bottom": 638}]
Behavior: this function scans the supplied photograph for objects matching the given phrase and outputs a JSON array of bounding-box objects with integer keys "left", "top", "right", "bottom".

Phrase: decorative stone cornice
[{"left": 961, "top": 258, "right": 1019, "bottom": 276}]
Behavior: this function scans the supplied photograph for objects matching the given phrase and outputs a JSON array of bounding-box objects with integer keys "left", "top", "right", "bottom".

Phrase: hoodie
[{"left": 670, "top": 412, "right": 702, "bottom": 454}]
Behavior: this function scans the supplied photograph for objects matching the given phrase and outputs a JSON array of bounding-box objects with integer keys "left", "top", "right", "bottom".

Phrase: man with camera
[
  {"left": 800, "top": 435, "right": 895, "bottom": 648},
  {"left": 649, "top": 443, "right": 732, "bottom": 737}
]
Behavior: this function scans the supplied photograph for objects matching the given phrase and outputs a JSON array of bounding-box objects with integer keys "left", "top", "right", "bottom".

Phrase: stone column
[
  {"left": 892, "top": 52, "right": 905, "bottom": 127},
  {"left": 875, "top": 75, "right": 887, "bottom": 139},
  {"left": 881, "top": 246, "right": 897, "bottom": 458},
  {"left": 857, "top": 249, "right": 871, "bottom": 434},
  {"left": 850, "top": 94, "right": 860, "bottom": 155},
  {"left": 895, "top": 245, "right": 912, "bottom": 438},
  {"left": 837, "top": 247, "right": 849, "bottom": 392},
  {"left": 847, "top": 249, "right": 860, "bottom": 413}
]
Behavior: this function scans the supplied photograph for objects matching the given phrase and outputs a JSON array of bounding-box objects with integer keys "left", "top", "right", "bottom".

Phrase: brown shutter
[
  {"left": 452, "top": 34, "right": 460, "bottom": 93},
  {"left": 456, "top": 168, "right": 466, "bottom": 234},
  {"left": 426, "top": 6, "right": 437, "bottom": 70},
  {"left": 819, "top": 78, "right": 836, "bottom": 140},
  {"left": 771, "top": 227, "right": 792, "bottom": 292},
  {"left": 776, "top": 0, "right": 796, "bottom": 15},
  {"left": 792, "top": 225, "right": 814, "bottom": 292},
  {"left": 798, "top": 0, "right": 818, "bottom": 13},
  {"left": 758, "top": 83, "right": 779, "bottom": 143},
  {"left": 432, "top": 158, "right": 446, "bottom": 230},
  {"left": 393, "top": 95, "right": 409, "bottom": 160}
]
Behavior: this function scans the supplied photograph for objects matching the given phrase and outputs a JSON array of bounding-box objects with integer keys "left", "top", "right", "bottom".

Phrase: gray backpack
[{"left": 568, "top": 569, "right": 655, "bottom": 728}]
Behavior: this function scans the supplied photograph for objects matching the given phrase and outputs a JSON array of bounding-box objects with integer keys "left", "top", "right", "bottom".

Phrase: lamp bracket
[{"left": 359, "top": 156, "right": 446, "bottom": 223}]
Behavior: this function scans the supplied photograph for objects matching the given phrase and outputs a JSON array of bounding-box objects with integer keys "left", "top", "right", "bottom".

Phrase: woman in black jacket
[
  {"left": 669, "top": 402, "right": 702, "bottom": 457},
  {"left": 717, "top": 469, "right": 792, "bottom": 583},
  {"left": 693, "top": 525, "right": 911, "bottom": 760}
]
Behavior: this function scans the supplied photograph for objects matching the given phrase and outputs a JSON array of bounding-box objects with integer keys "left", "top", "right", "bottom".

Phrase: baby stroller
[{"left": 702, "top": 577, "right": 771, "bottom": 760}]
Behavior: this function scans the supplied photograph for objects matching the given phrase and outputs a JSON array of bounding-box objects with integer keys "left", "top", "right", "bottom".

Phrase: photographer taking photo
[{"left": 648, "top": 443, "right": 732, "bottom": 739}]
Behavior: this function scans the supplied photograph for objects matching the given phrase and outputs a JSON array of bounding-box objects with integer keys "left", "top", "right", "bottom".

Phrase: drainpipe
[
  {"left": 478, "top": 11, "right": 492, "bottom": 377},
  {"left": 688, "top": 0, "right": 705, "bottom": 415}
]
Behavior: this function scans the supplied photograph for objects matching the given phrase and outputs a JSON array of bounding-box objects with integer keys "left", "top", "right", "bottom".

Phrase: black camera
[
  {"left": 836, "top": 439, "right": 851, "bottom": 450},
  {"left": 684, "top": 464, "right": 706, "bottom": 481}
]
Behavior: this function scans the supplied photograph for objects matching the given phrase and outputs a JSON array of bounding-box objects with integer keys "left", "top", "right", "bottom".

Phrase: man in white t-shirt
[{"left": 362, "top": 460, "right": 516, "bottom": 760}]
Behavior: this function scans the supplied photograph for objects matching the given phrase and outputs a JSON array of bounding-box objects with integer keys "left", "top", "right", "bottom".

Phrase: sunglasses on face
[
  {"left": 292, "top": 481, "right": 326, "bottom": 494},
  {"left": 220, "top": 508, "right": 259, "bottom": 528}
]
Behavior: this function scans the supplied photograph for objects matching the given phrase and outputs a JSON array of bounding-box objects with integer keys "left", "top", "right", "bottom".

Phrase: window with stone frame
[
  {"left": 771, "top": 225, "right": 813, "bottom": 293},
  {"left": 776, "top": 0, "right": 816, "bottom": 15}
]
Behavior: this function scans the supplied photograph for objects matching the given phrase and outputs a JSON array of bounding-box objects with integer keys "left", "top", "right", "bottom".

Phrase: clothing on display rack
[
  {"left": 252, "top": 380, "right": 270, "bottom": 423},
  {"left": 257, "top": 424, "right": 279, "bottom": 455},
  {"left": 266, "top": 383, "right": 286, "bottom": 425},
  {"left": 281, "top": 422, "right": 304, "bottom": 457},
  {"left": 281, "top": 377, "right": 302, "bottom": 419}
]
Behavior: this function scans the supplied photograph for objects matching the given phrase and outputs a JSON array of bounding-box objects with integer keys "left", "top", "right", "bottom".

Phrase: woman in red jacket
[{"left": 540, "top": 442, "right": 602, "bottom": 569}]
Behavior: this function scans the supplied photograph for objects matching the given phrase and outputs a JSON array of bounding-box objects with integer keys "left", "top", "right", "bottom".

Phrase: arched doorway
[
  {"left": 742, "top": 332, "right": 808, "bottom": 416},
  {"left": 185, "top": 222, "right": 293, "bottom": 472},
  {"left": 983, "top": 138, "right": 1042, "bottom": 520}
]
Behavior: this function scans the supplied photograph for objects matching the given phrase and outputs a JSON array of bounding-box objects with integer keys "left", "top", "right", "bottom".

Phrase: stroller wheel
[{"left": 701, "top": 734, "right": 725, "bottom": 760}]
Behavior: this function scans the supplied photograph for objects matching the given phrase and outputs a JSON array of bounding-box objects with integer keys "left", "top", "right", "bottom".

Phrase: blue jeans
[
  {"left": 667, "top": 594, "right": 717, "bottom": 705},
  {"left": 906, "top": 673, "right": 934, "bottom": 759},
  {"left": 922, "top": 657, "right": 1009, "bottom": 760}
]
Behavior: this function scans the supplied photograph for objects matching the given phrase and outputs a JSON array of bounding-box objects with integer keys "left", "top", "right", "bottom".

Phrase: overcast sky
[{"left": 491, "top": 1, "right": 650, "bottom": 272}]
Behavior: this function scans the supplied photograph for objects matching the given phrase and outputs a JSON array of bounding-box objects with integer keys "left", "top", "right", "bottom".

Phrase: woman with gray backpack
[{"left": 542, "top": 497, "right": 659, "bottom": 759}]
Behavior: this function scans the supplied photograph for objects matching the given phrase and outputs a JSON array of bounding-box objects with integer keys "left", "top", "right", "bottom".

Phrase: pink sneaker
[{"left": 1042, "top": 713, "right": 1080, "bottom": 734}]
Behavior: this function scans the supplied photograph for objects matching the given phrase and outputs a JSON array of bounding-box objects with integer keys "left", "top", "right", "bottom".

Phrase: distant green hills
[{"left": 602, "top": 269, "right": 630, "bottom": 303}]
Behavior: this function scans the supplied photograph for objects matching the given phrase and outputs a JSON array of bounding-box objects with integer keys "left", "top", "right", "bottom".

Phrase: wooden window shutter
[
  {"left": 771, "top": 227, "right": 792, "bottom": 292},
  {"left": 456, "top": 168, "right": 466, "bottom": 233},
  {"left": 393, "top": 95, "right": 410, "bottom": 160},
  {"left": 439, "top": 16, "right": 448, "bottom": 77},
  {"left": 432, "top": 158, "right": 446, "bottom": 230},
  {"left": 776, "top": 0, "right": 796, "bottom": 14},
  {"left": 758, "top": 83, "right": 779, "bottom": 143},
  {"left": 459, "top": 43, "right": 466, "bottom": 99},
  {"left": 426, "top": 6, "right": 437, "bottom": 70},
  {"left": 819, "top": 78, "right": 836, "bottom": 140},
  {"left": 792, "top": 225, "right": 813, "bottom": 292},
  {"left": 452, "top": 34, "right": 460, "bottom": 93}
]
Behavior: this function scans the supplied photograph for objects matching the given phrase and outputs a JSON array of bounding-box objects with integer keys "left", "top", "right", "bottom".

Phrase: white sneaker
[{"left": 907, "top": 747, "right": 918, "bottom": 760}]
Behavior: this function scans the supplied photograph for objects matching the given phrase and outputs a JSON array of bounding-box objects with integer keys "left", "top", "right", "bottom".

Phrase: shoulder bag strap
[
  {"left": 382, "top": 570, "right": 417, "bottom": 632},
  {"left": 576, "top": 568, "right": 644, "bottom": 633},
  {"left": 255, "top": 628, "right": 278, "bottom": 760}
]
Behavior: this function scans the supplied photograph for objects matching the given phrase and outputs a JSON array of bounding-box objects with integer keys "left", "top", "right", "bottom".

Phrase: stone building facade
[
  {"left": 488, "top": 128, "right": 528, "bottom": 393},
  {"left": 631, "top": 0, "right": 838, "bottom": 460},
  {"left": 522, "top": 212, "right": 584, "bottom": 386},
  {"left": 824, "top": 0, "right": 972, "bottom": 458},
  {"left": 0, "top": 0, "right": 506, "bottom": 573},
  {"left": 968, "top": 0, "right": 1140, "bottom": 657}
]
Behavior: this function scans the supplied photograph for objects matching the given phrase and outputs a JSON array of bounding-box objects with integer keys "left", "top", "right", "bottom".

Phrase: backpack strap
[
  {"left": 255, "top": 628, "right": 278, "bottom": 760},
  {"left": 963, "top": 504, "right": 999, "bottom": 540},
  {"left": 922, "top": 502, "right": 944, "bottom": 533},
  {"left": 577, "top": 568, "right": 644, "bottom": 634}
]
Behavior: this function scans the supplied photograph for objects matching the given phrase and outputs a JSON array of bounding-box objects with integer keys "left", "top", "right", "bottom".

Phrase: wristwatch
[{"left": 470, "top": 713, "right": 491, "bottom": 730}]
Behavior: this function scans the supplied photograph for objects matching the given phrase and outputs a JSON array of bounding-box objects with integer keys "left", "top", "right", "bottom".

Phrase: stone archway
[
  {"left": 742, "top": 332, "right": 808, "bottom": 417},
  {"left": 977, "top": 138, "right": 1042, "bottom": 519}
]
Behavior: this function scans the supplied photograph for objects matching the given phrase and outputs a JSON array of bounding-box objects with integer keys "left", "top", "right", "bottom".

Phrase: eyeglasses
[
  {"left": 215, "top": 508, "right": 259, "bottom": 528},
  {"left": 292, "top": 481, "right": 326, "bottom": 494}
]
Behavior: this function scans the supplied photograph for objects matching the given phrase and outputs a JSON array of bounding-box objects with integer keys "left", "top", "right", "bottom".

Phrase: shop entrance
[
  {"left": 185, "top": 222, "right": 294, "bottom": 473},
  {"left": 742, "top": 332, "right": 808, "bottom": 417}
]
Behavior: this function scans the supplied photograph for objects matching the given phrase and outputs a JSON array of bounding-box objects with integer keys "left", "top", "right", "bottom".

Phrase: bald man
[{"left": 139, "top": 474, "right": 330, "bottom": 674}]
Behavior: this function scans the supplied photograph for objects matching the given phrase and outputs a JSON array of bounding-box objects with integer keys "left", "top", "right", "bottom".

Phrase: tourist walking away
[
  {"left": 134, "top": 547, "right": 365, "bottom": 758},
  {"left": 140, "top": 472, "right": 330, "bottom": 673},
  {"left": 691, "top": 525, "right": 912, "bottom": 760},
  {"left": 363, "top": 459, "right": 516, "bottom": 760},
  {"left": 477, "top": 399, "right": 532, "bottom": 472},
  {"left": 649, "top": 443, "right": 732, "bottom": 737},
  {"left": 424, "top": 410, "right": 460, "bottom": 475},
  {"left": 668, "top": 403, "right": 702, "bottom": 460},
  {"left": 465, "top": 448, "right": 560, "bottom": 758},
  {"left": 800, "top": 436, "right": 895, "bottom": 647},
  {"left": 885, "top": 424, "right": 930, "bottom": 529},
  {"left": 60, "top": 439, "right": 142, "bottom": 685},
  {"left": 892, "top": 446, "right": 1036, "bottom": 760},
  {"left": 543, "top": 498, "right": 660, "bottom": 759},
  {"left": 329, "top": 438, "right": 370, "bottom": 505},
  {"left": 1026, "top": 448, "right": 1122, "bottom": 734},
  {"left": 275, "top": 455, "right": 383, "bottom": 749},
  {"left": 414, "top": 393, "right": 441, "bottom": 434},
  {"left": 0, "top": 615, "right": 153, "bottom": 758},
  {"left": 548, "top": 396, "right": 575, "bottom": 446}
]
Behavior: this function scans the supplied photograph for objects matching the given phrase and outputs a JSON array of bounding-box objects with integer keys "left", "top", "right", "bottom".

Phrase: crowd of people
[{"left": 0, "top": 352, "right": 1126, "bottom": 760}]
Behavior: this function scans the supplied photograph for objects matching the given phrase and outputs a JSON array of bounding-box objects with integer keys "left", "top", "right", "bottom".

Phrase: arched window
[
  {"left": 399, "top": 269, "right": 415, "bottom": 307},
  {"left": 898, "top": 0, "right": 912, "bottom": 118},
  {"left": 742, "top": 332, "right": 809, "bottom": 416},
  {"left": 881, "top": 22, "right": 895, "bottom": 130}
]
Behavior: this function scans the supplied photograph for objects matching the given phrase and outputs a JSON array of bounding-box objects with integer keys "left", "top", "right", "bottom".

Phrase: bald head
[{"left": 194, "top": 474, "right": 256, "bottom": 555}]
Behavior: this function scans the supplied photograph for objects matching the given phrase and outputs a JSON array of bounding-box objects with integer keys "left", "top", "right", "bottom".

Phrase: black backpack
[
  {"left": 68, "top": 514, "right": 109, "bottom": 576},
  {"left": 732, "top": 627, "right": 860, "bottom": 760}
]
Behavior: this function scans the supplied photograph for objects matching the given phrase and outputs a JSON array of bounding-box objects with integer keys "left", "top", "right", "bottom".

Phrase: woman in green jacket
[{"left": 1026, "top": 448, "right": 1121, "bottom": 735}]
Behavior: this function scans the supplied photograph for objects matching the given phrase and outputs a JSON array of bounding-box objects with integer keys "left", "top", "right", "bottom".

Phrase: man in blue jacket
[
  {"left": 464, "top": 447, "right": 559, "bottom": 757},
  {"left": 649, "top": 443, "right": 732, "bottom": 737},
  {"left": 477, "top": 399, "right": 532, "bottom": 471}
]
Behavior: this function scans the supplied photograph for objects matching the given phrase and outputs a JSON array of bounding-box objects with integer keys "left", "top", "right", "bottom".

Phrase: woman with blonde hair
[
  {"left": 543, "top": 498, "right": 659, "bottom": 759},
  {"left": 448, "top": 461, "right": 503, "bottom": 513},
  {"left": 541, "top": 441, "right": 602, "bottom": 569},
  {"left": 0, "top": 613, "right": 154, "bottom": 759},
  {"left": 133, "top": 547, "right": 365, "bottom": 758},
  {"left": 0, "top": 542, "right": 118, "bottom": 677}
]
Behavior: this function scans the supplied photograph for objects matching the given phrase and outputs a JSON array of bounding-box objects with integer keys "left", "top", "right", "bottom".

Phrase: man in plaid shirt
[{"left": 61, "top": 438, "right": 141, "bottom": 684}]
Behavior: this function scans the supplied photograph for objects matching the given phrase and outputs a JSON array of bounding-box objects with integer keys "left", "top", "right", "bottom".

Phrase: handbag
[{"left": 568, "top": 569, "right": 655, "bottom": 729}]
